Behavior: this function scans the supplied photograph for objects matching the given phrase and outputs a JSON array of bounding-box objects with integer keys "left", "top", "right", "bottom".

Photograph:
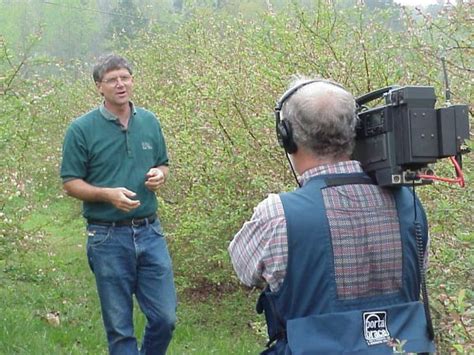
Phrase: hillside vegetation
[{"left": 0, "top": 1, "right": 472, "bottom": 353}]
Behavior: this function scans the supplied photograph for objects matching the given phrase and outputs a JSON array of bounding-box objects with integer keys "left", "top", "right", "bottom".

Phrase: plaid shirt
[{"left": 229, "top": 160, "right": 415, "bottom": 294}]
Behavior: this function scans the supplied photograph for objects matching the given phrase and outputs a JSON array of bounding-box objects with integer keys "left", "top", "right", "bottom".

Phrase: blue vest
[{"left": 257, "top": 173, "right": 435, "bottom": 354}]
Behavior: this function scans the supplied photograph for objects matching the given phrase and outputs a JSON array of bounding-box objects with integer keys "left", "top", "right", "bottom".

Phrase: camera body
[{"left": 353, "top": 86, "right": 470, "bottom": 186}]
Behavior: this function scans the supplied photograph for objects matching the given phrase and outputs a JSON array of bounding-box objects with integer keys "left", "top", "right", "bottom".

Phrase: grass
[{"left": 0, "top": 197, "right": 264, "bottom": 355}]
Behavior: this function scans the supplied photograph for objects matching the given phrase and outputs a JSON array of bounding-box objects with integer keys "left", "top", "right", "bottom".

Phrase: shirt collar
[
  {"left": 99, "top": 101, "right": 137, "bottom": 121},
  {"left": 299, "top": 160, "right": 364, "bottom": 186}
]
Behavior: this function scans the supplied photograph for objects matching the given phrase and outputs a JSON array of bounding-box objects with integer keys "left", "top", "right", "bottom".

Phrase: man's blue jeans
[{"left": 86, "top": 219, "right": 177, "bottom": 355}]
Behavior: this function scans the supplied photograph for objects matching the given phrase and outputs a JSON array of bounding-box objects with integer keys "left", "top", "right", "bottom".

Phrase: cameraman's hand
[
  {"left": 145, "top": 168, "right": 165, "bottom": 192},
  {"left": 104, "top": 187, "right": 141, "bottom": 212}
]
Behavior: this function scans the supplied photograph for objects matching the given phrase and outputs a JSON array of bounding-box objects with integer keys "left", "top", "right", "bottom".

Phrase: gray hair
[
  {"left": 281, "top": 76, "right": 357, "bottom": 158},
  {"left": 92, "top": 54, "right": 133, "bottom": 83}
]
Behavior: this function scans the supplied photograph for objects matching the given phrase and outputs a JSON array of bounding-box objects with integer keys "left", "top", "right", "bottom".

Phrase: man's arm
[
  {"left": 228, "top": 194, "right": 288, "bottom": 291},
  {"left": 63, "top": 178, "right": 140, "bottom": 213}
]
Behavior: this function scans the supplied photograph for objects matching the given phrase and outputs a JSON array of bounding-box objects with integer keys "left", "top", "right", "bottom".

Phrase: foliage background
[{"left": 0, "top": 0, "right": 472, "bottom": 353}]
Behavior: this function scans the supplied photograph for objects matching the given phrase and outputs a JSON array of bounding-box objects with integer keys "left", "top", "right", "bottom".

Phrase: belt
[{"left": 87, "top": 214, "right": 156, "bottom": 227}]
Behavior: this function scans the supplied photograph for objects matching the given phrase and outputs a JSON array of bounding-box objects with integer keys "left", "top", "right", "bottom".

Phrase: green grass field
[{"left": 0, "top": 197, "right": 264, "bottom": 354}]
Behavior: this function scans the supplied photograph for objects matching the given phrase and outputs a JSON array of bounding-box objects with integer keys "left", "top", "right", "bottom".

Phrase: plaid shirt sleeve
[{"left": 228, "top": 193, "right": 288, "bottom": 291}]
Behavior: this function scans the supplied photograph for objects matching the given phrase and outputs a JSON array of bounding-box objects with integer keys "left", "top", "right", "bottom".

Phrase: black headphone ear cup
[{"left": 277, "top": 120, "right": 298, "bottom": 154}]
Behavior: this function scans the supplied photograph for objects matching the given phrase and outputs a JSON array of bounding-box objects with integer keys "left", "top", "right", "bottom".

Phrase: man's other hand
[{"left": 145, "top": 168, "right": 165, "bottom": 192}]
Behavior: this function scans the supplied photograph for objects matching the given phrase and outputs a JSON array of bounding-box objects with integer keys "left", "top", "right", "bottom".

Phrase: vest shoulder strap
[{"left": 324, "top": 175, "right": 374, "bottom": 187}]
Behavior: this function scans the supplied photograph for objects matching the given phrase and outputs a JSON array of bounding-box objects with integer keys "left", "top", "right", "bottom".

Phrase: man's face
[{"left": 96, "top": 68, "right": 133, "bottom": 107}]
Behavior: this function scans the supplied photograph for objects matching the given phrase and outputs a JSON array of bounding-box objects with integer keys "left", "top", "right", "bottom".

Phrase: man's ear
[{"left": 96, "top": 81, "right": 104, "bottom": 96}]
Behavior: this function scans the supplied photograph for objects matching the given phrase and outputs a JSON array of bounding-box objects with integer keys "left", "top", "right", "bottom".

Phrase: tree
[{"left": 107, "top": 0, "right": 149, "bottom": 44}]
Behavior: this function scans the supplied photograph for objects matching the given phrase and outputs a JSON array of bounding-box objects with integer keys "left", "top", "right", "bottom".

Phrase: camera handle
[{"left": 355, "top": 85, "right": 398, "bottom": 108}]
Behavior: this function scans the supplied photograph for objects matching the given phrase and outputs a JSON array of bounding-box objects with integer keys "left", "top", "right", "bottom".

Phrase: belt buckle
[{"left": 131, "top": 218, "right": 141, "bottom": 227}]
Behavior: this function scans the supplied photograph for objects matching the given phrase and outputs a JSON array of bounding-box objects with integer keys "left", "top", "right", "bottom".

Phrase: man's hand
[
  {"left": 145, "top": 168, "right": 165, "bottom": 192},
  {"left": 63, "top": 179, "right": 140, "bottom": 212},
  {"left": 104, "top": 187, "right": 141, "bottom": 212}
]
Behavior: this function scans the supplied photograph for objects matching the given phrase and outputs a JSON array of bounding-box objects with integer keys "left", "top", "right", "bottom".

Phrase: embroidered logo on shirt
[
  {"left": 142, "top": 142, "right": 153, "bottom": 150},
  {"left": 363, "top": 311, "right": 391, "bottom": 346}
]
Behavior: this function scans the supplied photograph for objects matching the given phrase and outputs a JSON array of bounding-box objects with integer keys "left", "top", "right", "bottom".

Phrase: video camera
[{"left": 353, "top": 85, "right": 470, "bottom": 187}]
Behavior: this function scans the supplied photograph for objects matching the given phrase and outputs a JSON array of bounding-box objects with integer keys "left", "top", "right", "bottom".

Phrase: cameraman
[{"left": 228, "top": 77, "right": 435, "bottom": 354}]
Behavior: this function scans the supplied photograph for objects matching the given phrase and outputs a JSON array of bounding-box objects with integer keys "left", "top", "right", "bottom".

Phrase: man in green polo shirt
[{"left": 60, "top": 54, "right": 176, "bottom": 355}]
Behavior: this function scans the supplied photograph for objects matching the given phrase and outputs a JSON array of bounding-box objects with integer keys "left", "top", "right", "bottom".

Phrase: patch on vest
[{"left": 363, "top": 311, "right": 391, "bottom": 346}]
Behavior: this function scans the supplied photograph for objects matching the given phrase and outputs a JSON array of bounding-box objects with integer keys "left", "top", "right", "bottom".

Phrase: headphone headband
[
  {"left": 274, "top": 79, "right": 346, "bottom": 155},
  {"left": 275, "top": 79, "right": 346, "bottom": 112}
]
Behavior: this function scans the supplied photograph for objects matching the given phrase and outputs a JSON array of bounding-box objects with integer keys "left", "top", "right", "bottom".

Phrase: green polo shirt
[{"left": 60, "top": 103, "right": 169, "bottom": 221}]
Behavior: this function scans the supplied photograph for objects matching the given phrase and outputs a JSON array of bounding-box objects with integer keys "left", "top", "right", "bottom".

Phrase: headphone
[{"left": 274, "top": 79, "right": 346, "bottom": 154}]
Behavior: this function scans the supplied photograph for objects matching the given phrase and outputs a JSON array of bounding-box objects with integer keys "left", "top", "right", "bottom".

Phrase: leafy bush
[{"left": 1, "top": 2, "right": 472, "bottom": 352}]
